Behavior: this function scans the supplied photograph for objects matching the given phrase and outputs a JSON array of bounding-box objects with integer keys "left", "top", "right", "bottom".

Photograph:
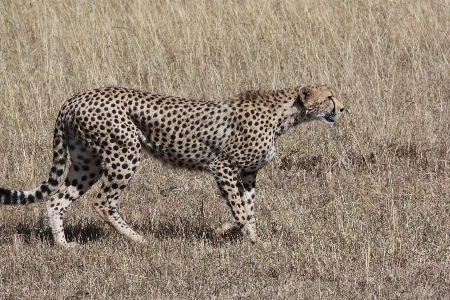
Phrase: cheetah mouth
[
  {"left": 319, "top": 114, "right": 335, "bottom": 125},
  {"left": 324, "top": 114, "right": 334, "bottom": 123}
]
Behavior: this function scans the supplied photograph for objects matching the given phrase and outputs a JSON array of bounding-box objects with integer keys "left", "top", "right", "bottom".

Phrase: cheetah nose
[{"left": 340, "top": 107, "right": 345, "bottom": 113}]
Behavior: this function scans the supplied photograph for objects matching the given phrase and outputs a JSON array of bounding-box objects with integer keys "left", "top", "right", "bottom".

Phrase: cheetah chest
[{"left": 264, "top": 143, "right": 277, "bottom": 165}]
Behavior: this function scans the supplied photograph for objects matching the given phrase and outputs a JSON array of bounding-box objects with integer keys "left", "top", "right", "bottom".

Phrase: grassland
[{"left": 0, "top": 0, "right": 449, "bottom": 298}]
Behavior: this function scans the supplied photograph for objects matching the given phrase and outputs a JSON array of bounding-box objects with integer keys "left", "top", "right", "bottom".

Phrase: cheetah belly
[{"left": 140, "top": 138, "right": 218, "bottom": 169}]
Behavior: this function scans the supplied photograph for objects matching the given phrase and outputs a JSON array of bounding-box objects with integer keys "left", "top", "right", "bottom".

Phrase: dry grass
[{"left": 0, "top": 0, "right": 449, "bottom": 298}]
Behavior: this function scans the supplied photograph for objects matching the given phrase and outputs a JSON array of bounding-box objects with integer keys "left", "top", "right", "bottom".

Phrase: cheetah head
[{"left": 295, "top": 85, "right": 345, "bottom": 125}]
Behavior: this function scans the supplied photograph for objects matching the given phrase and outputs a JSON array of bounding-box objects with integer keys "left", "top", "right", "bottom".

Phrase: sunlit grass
[{"left": 0, "top": 0, "right": 449, "bottom": 298}]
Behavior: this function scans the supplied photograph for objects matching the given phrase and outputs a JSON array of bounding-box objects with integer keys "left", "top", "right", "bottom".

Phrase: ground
[{"left": 0, "top": 0, "right": 449, "bottom": 298}]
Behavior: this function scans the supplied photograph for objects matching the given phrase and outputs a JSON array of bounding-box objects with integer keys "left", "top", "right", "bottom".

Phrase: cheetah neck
[{"left": 273, "top": 99, "right": 308, "bottom": 137}]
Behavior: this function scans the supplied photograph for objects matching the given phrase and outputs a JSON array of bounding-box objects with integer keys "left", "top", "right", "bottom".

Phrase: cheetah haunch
[{"left": 0, "top": 85, "right": 344, "bottom": 247}]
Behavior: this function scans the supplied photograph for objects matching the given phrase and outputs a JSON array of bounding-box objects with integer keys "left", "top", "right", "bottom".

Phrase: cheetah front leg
[
  {"left": 239, "top": 171, "right": 259, "bottom": 243},
  {"left": 209, "top": 162, "right": 248, "bottom": 240}
]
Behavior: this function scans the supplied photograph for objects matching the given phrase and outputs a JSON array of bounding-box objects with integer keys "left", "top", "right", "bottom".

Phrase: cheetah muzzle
[{"left": 0, "top": 84, "right": 344, "bottom": 247}]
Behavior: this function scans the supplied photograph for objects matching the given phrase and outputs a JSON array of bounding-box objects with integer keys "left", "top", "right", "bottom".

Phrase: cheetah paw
[{"left": 214, "top": 222, "right": 240, "bottom": 237}]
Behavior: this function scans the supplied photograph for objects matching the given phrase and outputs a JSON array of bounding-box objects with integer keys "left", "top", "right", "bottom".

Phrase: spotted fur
[{"left": 0, "top": 84, "right": 344, "bottom": 247}]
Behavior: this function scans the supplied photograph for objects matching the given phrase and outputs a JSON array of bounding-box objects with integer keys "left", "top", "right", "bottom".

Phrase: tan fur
[{"left": 0, "top": 84, "right": 344, "bottom": 247}]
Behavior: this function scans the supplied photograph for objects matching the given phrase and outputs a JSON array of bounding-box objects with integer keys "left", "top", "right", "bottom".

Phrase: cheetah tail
[{"left": 0, "top": 112, "right": 68, "bottom": 205}]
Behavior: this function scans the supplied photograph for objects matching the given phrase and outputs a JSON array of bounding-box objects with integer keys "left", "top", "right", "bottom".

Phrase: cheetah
[{"left": 0, "top": 84, "right": 344, "bottom": 247}]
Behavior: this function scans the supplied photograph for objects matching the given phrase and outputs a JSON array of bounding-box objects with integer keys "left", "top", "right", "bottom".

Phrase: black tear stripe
[{"left": 329, "top": 96, "right": 336, "bottom": 115}]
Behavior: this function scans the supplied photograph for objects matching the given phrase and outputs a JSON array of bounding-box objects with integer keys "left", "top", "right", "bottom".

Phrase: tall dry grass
[{"left": 0, "top": 0, "right": 449, "bottom": 298}]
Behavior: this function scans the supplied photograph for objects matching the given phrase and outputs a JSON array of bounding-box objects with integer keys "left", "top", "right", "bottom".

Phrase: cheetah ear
[
  {"left": 294, "top": 86, "right": 310, "bottom": 108},
  {"left": 300, "top": 86, "right": 310, "bottom": 99}
]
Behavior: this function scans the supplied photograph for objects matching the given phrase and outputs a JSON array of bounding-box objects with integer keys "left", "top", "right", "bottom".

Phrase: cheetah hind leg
[
  {"left": 92, "top": 171, "right": 147, "bottom": 244},
  {"left": 46, "top": 156, "right": 103, "bottom": 248}
]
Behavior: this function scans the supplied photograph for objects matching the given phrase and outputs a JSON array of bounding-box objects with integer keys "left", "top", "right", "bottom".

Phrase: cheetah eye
[
  {"left": 328, "top": 96, "right": 335, "bottom": 105},
  {"left": 328, "top": 96, "right": 336, "bottom": 113}
]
